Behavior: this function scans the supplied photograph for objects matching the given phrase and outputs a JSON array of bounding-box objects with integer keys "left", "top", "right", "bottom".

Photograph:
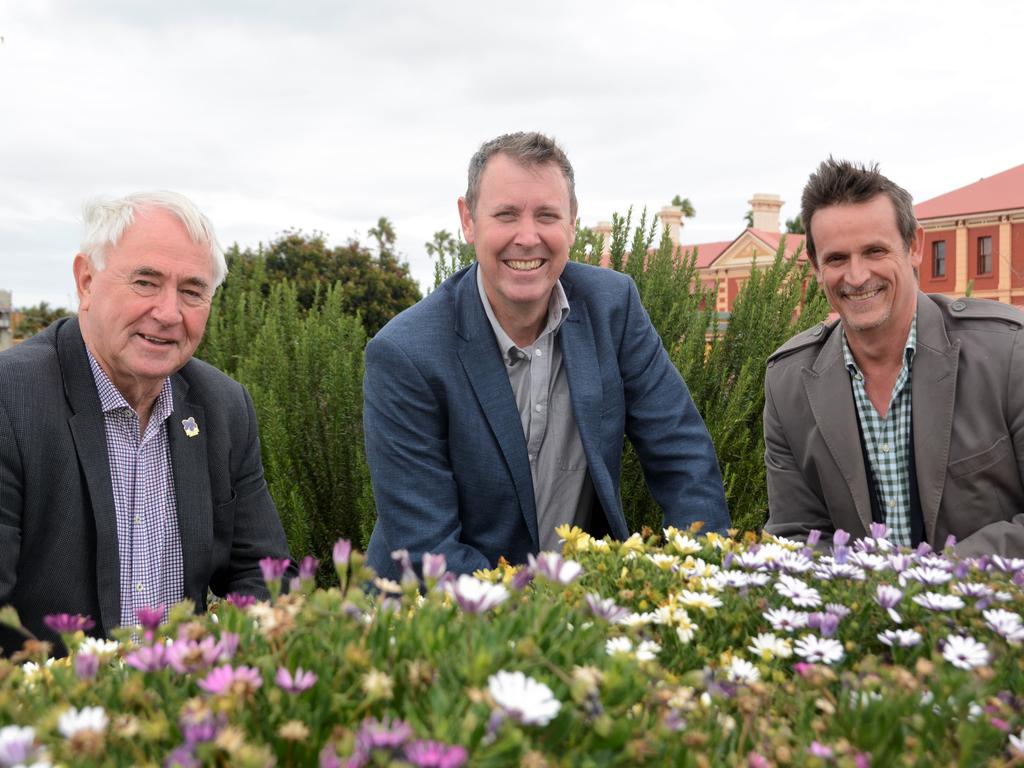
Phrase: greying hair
[
  {"left": 801, "top": 158, "right": 917, "bottom": 267},
  {"left": 464, "top": 132, "right": 577, "bottom": 218},
  {"left": 80, "top": 190, "right": 227, "bottom": 288}
]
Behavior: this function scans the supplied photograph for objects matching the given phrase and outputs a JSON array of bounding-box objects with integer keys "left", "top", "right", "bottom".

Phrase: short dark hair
[
  {"left": 801, "top": 158, "right": 917, "bottom": 266},
  {"left": 464, "top": 132, "right": 577, "bottom": 218}
]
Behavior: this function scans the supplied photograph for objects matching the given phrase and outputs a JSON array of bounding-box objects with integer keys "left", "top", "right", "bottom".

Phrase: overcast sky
[{"left": 1, "top": 0, "right": 1021, "bottom": 309}]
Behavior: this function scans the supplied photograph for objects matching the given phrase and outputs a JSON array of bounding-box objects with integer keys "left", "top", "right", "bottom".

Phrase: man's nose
[
  {"left": 151, "top": 287, "right": 183, "bottom": 324},
  {"left": 513, "top": 217, "right": 541, "bottom": 248},
  {"left": 846, "top": 254, "right": 871, "bottom": 286}
]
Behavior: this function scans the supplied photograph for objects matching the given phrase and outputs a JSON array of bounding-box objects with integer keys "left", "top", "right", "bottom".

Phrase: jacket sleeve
[
  {"left": 0, "top": 398, "right": 21, "bottom": 608},
  {"left": 763, "top": 367, "right": 835, "bottom": 546},
  {"left": 617, "top": 278, "right": 730, "bottom": 533},
  {"left": 954, "top": 326, "right": 1024, "bottom": 558},
  {"left": 363, "top": 334, "right": 492, "bottom": 577},
  {"left": 220, "top": 384, "right": 295, "bottom": 597}
]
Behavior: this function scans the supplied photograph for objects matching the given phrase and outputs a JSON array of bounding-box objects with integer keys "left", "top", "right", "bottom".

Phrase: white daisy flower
[
  {"left": 605, "top": 637, "right": 634, "bottom": 656},
  {"left": 912, "top": 592, "right": 964, "bottom": 612},
  {"left": 748, "top": 632, "right": 792, "bottom": 660},
  {"left": 644, "top": 553, "right": 679, "bottom": 571},
  {"left": 878, "top": 629, "right": 922, "bottom": 647},
  {"left": 793, "top": 635, "right": 844, "bottom": 665},
  {"left": 664, "top": 530, "right": 702, "bottom": 555},
  {"left": 725, "top": 657, "right": 760, "bottom": 683},
  {"left": 899, "top": 566, "right": 953, "bottom": 587},
  {"left": 487, "top": 670, "right": 561, "bottom": 727},
  {"left": 774, "top": 574, "right": 822, "bottom": 608},
  {"left": 764, "top": 607, "right": 809, "bottom": 633},
  {"left": 941, "top": 635, "right": 990, "bottom": 670},
  {"left": 58, "top": 706, "right": 109, "bottom": 738},
  {"left": 675, "top": 614, "right": 699, "bottom": 644},
  {"left": 676, "top": 590, "right": 722, "bottom": 613},
  {"left": 635, "top": 640, "right": 661, "bottom": 662},
  {"left": 982, "top": 609, "right": 1024, "bottom": 644}
]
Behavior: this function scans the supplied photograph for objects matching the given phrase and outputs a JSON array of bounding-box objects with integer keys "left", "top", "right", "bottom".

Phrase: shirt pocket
[{"left": 548, "top": 392, "right": 587, "bottom": 471}]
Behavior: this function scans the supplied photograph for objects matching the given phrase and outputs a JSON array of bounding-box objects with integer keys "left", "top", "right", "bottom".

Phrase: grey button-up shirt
[{"left": 476, "top": 269, "right": 595, "bottom": 551}]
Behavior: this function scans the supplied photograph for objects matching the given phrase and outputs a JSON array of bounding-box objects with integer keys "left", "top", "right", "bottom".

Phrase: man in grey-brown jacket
[{"left": 764, "top": 159, "right": 1024, "bottom": 557}]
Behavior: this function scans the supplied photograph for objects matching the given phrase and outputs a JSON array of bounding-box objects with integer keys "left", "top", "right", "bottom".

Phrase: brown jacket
[{"left": 764, "top": 292, "right": 1024, "bottom": 557}]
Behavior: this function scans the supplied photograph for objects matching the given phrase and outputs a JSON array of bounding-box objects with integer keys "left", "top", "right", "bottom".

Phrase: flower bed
[{"left": 2, "top": 525, "right": 1023, "bottom": 767}]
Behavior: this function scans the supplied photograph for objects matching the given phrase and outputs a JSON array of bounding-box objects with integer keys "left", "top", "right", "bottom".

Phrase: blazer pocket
[
  {"left": 948, "top": 436, "right": 1011, "bottom": 479},
  {"left": 212, "top": 491, "right": 238, "bottom": 543}
]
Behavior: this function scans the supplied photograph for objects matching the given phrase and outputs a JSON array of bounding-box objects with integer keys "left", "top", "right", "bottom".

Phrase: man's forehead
[{"left": 479, "top": 155, "right": 571, "bottom": 202}]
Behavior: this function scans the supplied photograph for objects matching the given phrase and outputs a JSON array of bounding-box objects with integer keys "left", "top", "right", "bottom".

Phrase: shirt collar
[
  {"left": 842, "top": 311, "right": 918, "bottom": 377},
  {"left": 87, "top": 351, "right": 175, "bottom": 423},
  {"left": 476, "top": 264, "right": 570, "bottom": 366}
]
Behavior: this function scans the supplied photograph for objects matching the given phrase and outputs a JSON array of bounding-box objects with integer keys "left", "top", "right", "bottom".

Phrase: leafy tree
[
  {"left": 670, "top": 195, "right": 696, "bottom": 218},
  {"left": 13, "top": 302, "right": 72, "bottom": 340},
  {"left": 426, "top": 229, "right": 475, "bottom": 289},
  {"left": 786, "top": 215, "right": 806, "bottom": 234},
  {"left": 744, "top": 210, "right": 754, "bottom": 228},
  {"left": 227, "top": 227, "right": 421, "bottom": 337}
]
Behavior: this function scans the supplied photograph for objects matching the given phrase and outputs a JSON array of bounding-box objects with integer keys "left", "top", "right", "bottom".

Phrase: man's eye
[
  {"left": 134, "top": 280, "right": 157, "bottom": 289},
  {"left": 538, "top": 213, "right": 559, "bottom": 222},
  {"left": 495, "top": 212, "right": 516, "bottom": 221}
]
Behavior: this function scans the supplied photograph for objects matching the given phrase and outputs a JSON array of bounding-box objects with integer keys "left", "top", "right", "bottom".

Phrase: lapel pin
[{"left": 182, "top": 417, "right": 200, "bottom": 438}]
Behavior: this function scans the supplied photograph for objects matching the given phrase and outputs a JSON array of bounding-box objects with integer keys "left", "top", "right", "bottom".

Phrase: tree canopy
[{"left": 225, "top": 222, "right": 421, "bottom": 337}]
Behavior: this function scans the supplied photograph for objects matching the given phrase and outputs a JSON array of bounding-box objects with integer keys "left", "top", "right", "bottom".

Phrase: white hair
[{"left": 80, "top": 190, "right": 228, "bottom": 288}]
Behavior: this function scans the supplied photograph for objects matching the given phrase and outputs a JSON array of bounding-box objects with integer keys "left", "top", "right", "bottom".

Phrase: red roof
[
  {"left": 680, "top": 240, "right": 731, "bottom": 268},
  {"left": 915, "top": 164, "right": 1024, "bottom": 220}
]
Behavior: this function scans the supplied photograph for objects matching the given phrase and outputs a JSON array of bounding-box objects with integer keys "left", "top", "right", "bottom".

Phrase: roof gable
[{"left": 689, "top": 228, "right": 807, "bottom": 269}]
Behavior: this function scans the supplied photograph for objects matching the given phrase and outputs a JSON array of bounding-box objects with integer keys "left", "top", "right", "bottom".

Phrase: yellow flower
[{"left": 620, "top": 533, "right": 646, "bottom": 554}]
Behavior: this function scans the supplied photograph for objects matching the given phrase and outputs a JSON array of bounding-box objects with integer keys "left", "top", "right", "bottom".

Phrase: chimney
[
  {"left": 594, "top": 220, "right": 613, "bottom": 257},
  {"left": 748, "top": 193, "right": 783, "bottom": 232},
  {"left": 657, "top": 205, "right": 684, "bottom": 246}
]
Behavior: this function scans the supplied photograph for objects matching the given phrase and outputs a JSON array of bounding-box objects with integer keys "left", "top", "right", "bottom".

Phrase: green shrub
[{"left": 573, "top": 213, "right": 828, "bottom": 533}]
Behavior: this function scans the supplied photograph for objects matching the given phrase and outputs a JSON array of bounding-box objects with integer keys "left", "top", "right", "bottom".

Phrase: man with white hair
[{"left": 0, "top": 191, "right": 292, "bottom": 654}]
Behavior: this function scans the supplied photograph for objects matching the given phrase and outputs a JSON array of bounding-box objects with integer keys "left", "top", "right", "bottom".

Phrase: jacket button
[
  {"left": 812, "top": 325, "right": 823, "bottom": 336},
  {"left": 951, "top": 301, "right": 966, "bottom": 311}
]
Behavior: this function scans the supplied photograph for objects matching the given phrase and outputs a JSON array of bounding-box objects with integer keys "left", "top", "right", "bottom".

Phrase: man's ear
[
  {"left": 457, "top": 197, "right": 475, "bottom": 245},
  {"left": 908, "top": 225, "right": 925, "bottom": 271},
  {"left": 73, "top": 253, "right": 94, "bottom": 310}
]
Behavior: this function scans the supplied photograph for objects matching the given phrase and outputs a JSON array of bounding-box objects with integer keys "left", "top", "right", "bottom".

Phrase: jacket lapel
[
  {"left": 57, "top": 318, "right": 121, "bottom": 633},
  {"left": 802, "top": 325, "right": 873, "bottom": 535},
  {"left": 910, "top": 294, "right": 959, "bottom": 543},
  {"left": 454, "top": 265, "right": 539, "bottom": 550},
  {"left": 167, "top": 372, "right": 212, "bottom": 603}
]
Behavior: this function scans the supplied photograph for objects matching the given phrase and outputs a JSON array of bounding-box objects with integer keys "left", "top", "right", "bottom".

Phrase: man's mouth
[
  {"left": 140, "top": 334, "right": 174, "bottom": 345},
  {"left": 841, "top": 285, "right": 884, "bottom": 302},
  {"left": 505, "top": 259, "right": 543, "bottom": 271}
]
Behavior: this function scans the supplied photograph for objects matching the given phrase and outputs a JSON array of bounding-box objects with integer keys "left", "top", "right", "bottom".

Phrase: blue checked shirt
[
  {"left": 88, "top": 354, "right": 184, "bottom": 627},
  {"left": 842, "top": 316, "right": 918, "bottom": 547}
]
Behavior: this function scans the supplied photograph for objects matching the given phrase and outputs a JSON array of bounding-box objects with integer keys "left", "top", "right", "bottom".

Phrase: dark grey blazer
[
  {"left": 0, "top": 317, "right": 292, "bottom": 653},
  {"left": 764, "top": 292, "right": 1024, "bottom": 557}
]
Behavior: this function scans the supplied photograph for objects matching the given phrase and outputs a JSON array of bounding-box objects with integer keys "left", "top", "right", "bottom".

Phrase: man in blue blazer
[
  {"left": 364, "top": 132, "right": 729, "bottom": 580},
  {"left": 0, "top": 192, "right": 292, "bottom": 655}
]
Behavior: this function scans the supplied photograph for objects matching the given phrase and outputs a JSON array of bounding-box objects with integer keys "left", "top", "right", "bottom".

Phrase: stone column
[
  {"left": 999, "top": 217, "right": 1012, "bottom": 300},
  {"left": 955, "top": 221, "right": 968, "bottom": 295},
  {"left": 0, "top": 290, "right": 12, "bottom": 351},
  {"left": 748, "top": 194, "right": 783, "bottom": 232}
]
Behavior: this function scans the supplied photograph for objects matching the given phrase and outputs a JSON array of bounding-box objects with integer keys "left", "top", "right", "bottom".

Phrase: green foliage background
[{"left": 201, "top": 215, "right": 826, "bottom": 574}]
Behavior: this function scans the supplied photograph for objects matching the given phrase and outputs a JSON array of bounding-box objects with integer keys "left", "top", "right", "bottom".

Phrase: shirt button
[
  {"left": 535, "top": 404, "right": 543, "bottom": 412},
  {"left": 135, "top": 583, "right": 144, "bottom": 592},
  {"left": 888, "top": 500, "right": 897, "bottom": 509},
  {"left": 535, "top": 349, "right": 543, "bottom": 357},
  {"left": 134, "top": 514, "right": 142, "bottom": 524},
  {"left": 881, "top": 443, "right": 890, "bottom": 453}
]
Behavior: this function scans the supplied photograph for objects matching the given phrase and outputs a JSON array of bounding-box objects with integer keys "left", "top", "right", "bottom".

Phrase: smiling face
[
  {"left": 75, "top": 207, "right": 215, "bottom": 408},
  {"left": 811, "top": 194, "right": 923, "bottom": 346},
  {"left": 458, "top": 153, "right": 575, "bottom": 344}
]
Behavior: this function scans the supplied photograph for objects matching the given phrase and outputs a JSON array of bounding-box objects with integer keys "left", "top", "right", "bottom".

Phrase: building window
[
  {"left": 932, "top": 240, "right": 946, "bottom": 278},
  {"left": 978, "top": 236, "right": 993, "bottom": 275}
]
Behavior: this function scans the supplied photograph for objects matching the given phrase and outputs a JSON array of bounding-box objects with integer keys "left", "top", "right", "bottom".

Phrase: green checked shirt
[{"left": 842, "top": 315, "right": 918, "bottom": 548}]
